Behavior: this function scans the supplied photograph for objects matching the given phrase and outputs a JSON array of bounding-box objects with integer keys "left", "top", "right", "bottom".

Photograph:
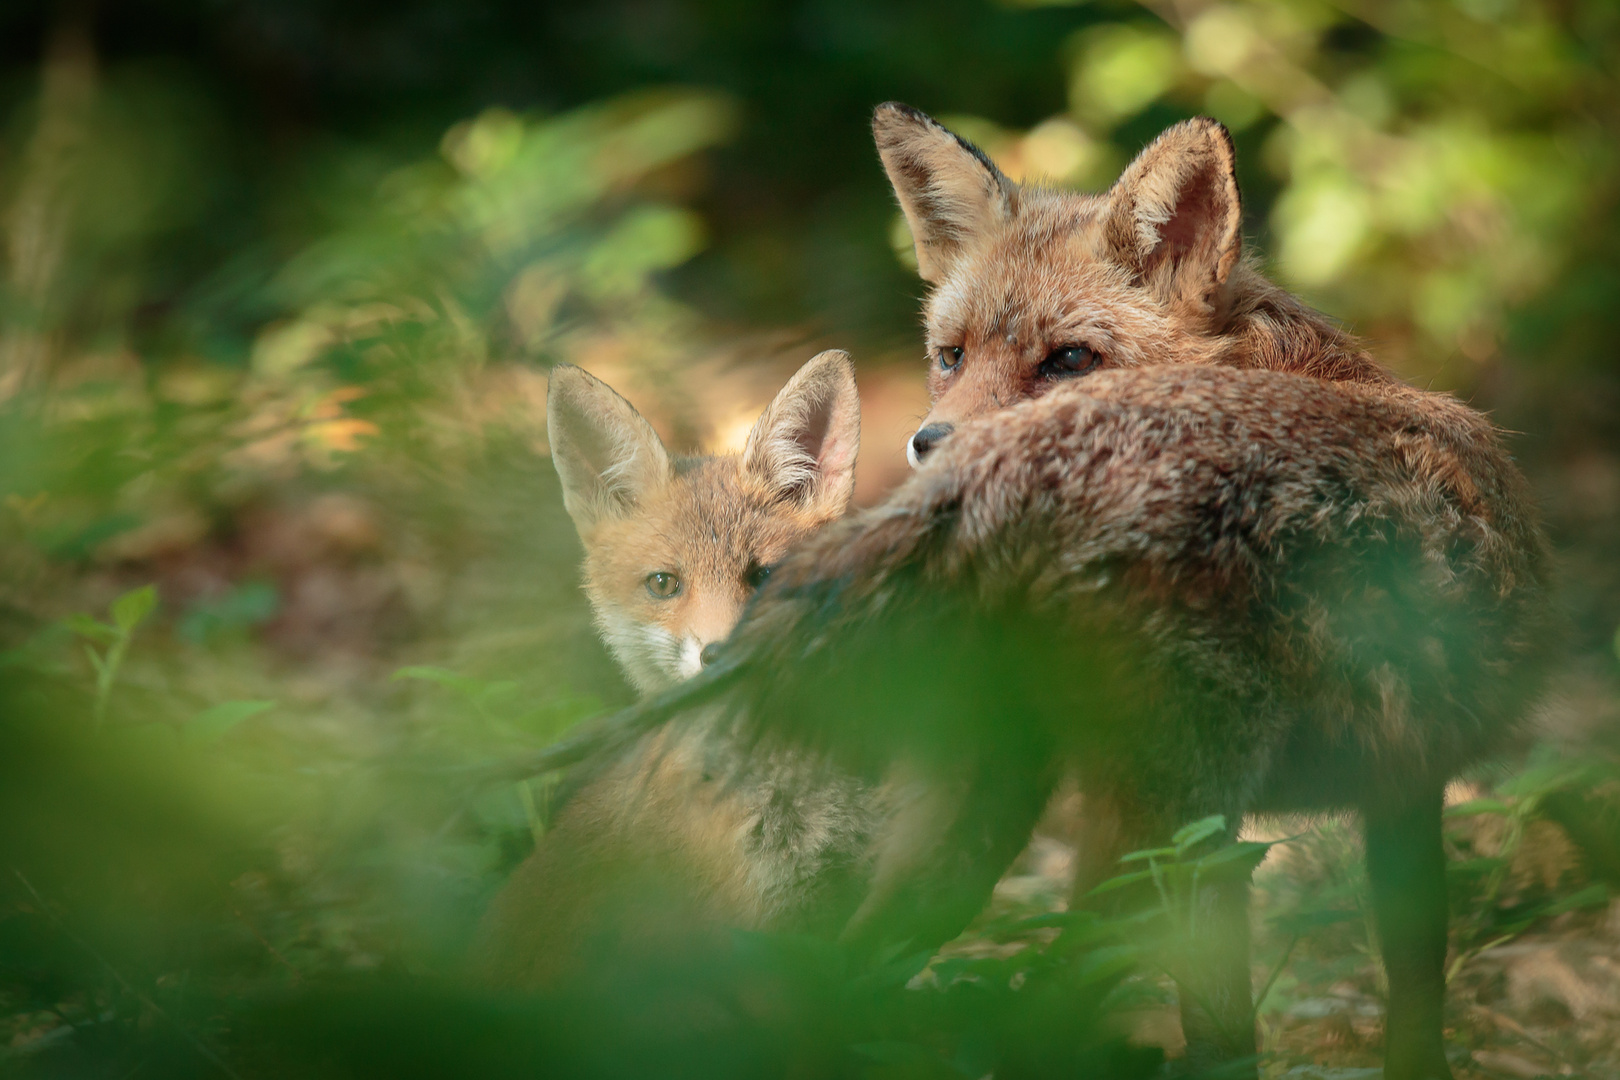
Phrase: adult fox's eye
[
  {"left": 937, "top": 346, "right": 963, "bottom": 372},
  {"left": 1038, "top": 345, "right": 1099, "bottom": 380},
  {"left": 644, "top": 572, "right": 682, "bottom": 599},
  {"left": 744, "top": 563, "right": 772, "bottom": 590}
]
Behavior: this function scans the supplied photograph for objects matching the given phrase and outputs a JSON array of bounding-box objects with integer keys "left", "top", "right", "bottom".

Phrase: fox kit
[
  {"left": 546, "top": 349, "right": 861, "bottom": 695},
  {"left": 472, "top": 351, "right": 867, "bottom": 990},
  {"left": 486, "top": 108, "right": 1551, "bottom": 1080}
]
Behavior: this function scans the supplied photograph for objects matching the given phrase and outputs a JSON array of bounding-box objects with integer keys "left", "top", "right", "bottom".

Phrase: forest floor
[{"left": 946, "top": 805, "right": 1620, "bottom": 1080}]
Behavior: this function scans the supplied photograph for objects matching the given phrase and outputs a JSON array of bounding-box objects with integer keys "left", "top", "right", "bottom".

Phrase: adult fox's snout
[{"left": 906, "top": 421, "right": 954, "bottom": 467}]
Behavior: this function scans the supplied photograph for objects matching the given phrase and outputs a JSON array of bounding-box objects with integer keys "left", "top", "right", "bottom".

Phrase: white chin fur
[
  {"left": 676, "top": 637, "right": 704, "bottom": 681},
  {"left": 597, "top": 610, "right": 685, "bottom": 694}
]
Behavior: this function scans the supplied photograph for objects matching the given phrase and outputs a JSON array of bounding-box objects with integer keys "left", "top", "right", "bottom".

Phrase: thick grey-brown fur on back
[
  {"left": 594, "top": 105, "right": 1551, "bottom": 958},
  {"left": 720, "top": 363, "right": 1552, "bottom": 946},
  {"left": 482, "top": 111, "right": 1554, "bottom": 1066}
]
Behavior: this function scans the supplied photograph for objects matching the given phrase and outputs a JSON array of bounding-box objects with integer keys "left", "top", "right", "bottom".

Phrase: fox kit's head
[
  {"left": 874, "top": 104, "right": 1245, "bottom": 466},
  {"left": 548, "top": 351, "right": 860, "bottom": 695}
]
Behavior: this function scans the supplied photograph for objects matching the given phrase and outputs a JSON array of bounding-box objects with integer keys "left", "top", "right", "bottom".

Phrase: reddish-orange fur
[
  {"left": 547, "top": 350, "right": 860, "bottom": 694},
  {"left": 882, "top": 108, "right": 1390, "bottom": 461},
  {"left": 478, "top": 108, "right": 1553, "bottom": 1080},
  {"left": 475, "top": 351, "right": 865, "bottom": 987}
]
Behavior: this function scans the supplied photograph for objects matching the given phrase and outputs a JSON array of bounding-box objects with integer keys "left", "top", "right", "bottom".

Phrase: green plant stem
[
  {"left": 90, "top": 634, "right": 128, "bottom": 730},
  {"left": 1253, "top": 933, "right": 1301, "bottom": 1017},
  {"left": 12, "top": 869, "right": 245, "bottom": 1080}
]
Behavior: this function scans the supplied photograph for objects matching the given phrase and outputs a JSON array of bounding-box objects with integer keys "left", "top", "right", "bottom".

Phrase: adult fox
[{"left": 481, "top": 106, "right": 1552, "bottom": 1080}]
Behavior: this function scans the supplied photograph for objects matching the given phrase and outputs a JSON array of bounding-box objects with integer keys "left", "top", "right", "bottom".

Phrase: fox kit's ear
[
  {"left": 873, "top": 102, "right": 1016, "bottom": 284},
  {"left": 1104, "top": 117, "right": 1242, "bottom": 311},
  {"left": 743, "top": 349, "right": 861, "bottom": 520},
  {"left": 546, "top": 364, "right": 672, "bottom": 536}
]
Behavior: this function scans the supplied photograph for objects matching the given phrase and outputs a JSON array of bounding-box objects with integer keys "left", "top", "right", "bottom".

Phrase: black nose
[
  {"left": 700, "top": 642, "right": 723, "bottom": 667},
  {"left": 910, "top": 422, "right": 955, "bottom": 461}
]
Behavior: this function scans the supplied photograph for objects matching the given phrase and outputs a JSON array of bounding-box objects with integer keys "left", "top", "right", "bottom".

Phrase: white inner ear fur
[
  {"left": 743, "top": 349, "right": 861, "bottom": 518},
  {"left": 546, "top": 364, "right": 673, "bottom": 536},
  {"left": 1105, "top": 117, "right": 1242, "bottom": 304}
]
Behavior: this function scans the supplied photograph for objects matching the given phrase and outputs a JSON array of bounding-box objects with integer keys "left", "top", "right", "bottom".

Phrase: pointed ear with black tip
[
  {"left": 546, "top": 364, "right": 673, "bottom": 537},
  {"left": 1103, "top": 117, "right": 1242, "bottom": 311},
  {"left": 873, "top": 102, "right": 1016, "bottom": 284},
  {"left": 743, "top": 349, "right": 861, "bottom": 520}
]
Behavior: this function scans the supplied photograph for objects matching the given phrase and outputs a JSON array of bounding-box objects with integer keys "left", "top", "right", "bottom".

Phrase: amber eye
[
  {"left": 644, "top": 572, "right": 682, "bottom": 599},
  {"left": 1038, "top": 345, "right": 1099, "bottom": 380},
  {"left": 744, "top": 563, "right": 772, "bottom": 590},
  {"left": 937, "top": 345, "right": 963, "bottom": 371}
]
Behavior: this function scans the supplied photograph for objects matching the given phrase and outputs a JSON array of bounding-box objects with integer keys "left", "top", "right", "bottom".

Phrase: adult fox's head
[
  {"left": 875, "top": 104, "right": 1257, "bottom": 466},
  {"left": 547, "top": 350, "right": 860, "bottom": 695}
]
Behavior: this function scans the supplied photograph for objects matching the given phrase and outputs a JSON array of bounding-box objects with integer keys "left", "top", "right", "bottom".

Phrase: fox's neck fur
[{"left": 1221, "top": 260, "right": 1391, "bottom": 384}]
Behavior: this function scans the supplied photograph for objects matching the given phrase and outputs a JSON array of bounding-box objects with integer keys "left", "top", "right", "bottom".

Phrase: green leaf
[
  {"left": 183, "top": 700, "right": 273, "bottom": 744},
  {"left": 63, "top": 613, "right": 118, "bottom": 644},
  {"left": 1119, "top": 846, "right": 1177, "bottom": 863},
  {"left": 1087, "top": 868, "right": 1156, "bottom": 896},
  {"left": 1498, "top": 760, "right": 1589, "bottom": 799},
  {"left": 980, "top": 911, "right": 1079, "bottom": 938},
  {"left": 855, "top": 941, "right": 935, "bottom": 988},
  {"left": 392, "top": 665, "right": 483, "bottom": 698},
  {"left": 1270, "top": 907, "right": 1362, "bottom": 935},
  {"left": 1448, "top": 856, "right": 1507, "bottom": 877},
  {"left": 82, "top": 644, "right": 107, "bottom": 677},
  {"left": 1445, "top": 798, "right": 1512, "bottom": 818},
  {"left": 475, "top": 679, "right": 520, "bottom": 704},
  {"left": 1172, "top": 815, "right": 1227, "bottom": 852},
  {"left": 111, "top": 584, "right": 158, "bottom": 632},
  {"left": 1069, "top": 943, "right": 1143, "bottom": 986},
  {"left": 1546, "top": 883, "right": 1609, "bottom": 916},
  {"left": 1193, "top": 840, "right": 1275, "bottom": 877}
]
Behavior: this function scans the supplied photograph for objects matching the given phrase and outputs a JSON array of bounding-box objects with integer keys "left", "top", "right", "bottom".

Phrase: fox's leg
[
  {"left": 839, "top": 753, "right": 1056, "bottom": 959},
  {"left": 1176, "top": 868, "right": 1257, "bottom": 1076},
  {"left": 1067, "top": 789, "right": 1131, "bottom": 906},
  {"left": 1069, "top": 794, "right": 1256, "bottom": 1074},
  {"left": 1364, "top": 786, "right": 1453, "bottom": 1080}
]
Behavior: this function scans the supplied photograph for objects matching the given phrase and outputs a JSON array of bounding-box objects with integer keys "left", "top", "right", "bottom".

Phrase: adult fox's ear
[
  {"left": 546, "top": 364, "right": 672, "bottom": 536},
  {"left": 744, "top": 349, "right": 861, "bottom": 520},
  {"left": 874, "top": 103, "right": 1016, "bottom": 284},
  {"left": 1103, "top": 117, "right": 1242, "bottom": 312}
]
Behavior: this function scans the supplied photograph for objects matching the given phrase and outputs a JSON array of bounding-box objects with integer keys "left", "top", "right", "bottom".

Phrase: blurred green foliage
[{"left": 1, "top": 0, "right": 1619, "bottom": 1076}]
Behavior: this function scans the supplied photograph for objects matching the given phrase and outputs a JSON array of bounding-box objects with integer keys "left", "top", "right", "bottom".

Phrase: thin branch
[
  {"left": 12, "top": 869, "right": 245, "bottom": 1080},
  {"left": 1252, "top": 933, "right": 1300, "bottom": 1018},
  {"left": 232, "top": 907, "right": 302, "bottom": 985}
]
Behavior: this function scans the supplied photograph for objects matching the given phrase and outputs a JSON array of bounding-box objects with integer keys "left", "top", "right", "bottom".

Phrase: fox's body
[{"left": 481, "top": 108, "right": 1552, "bottom": 1080}]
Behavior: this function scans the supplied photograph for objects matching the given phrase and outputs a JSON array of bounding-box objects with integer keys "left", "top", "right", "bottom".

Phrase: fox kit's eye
[
  {"left": 936, "top": 346, "right": 963, "bottom": 372},
  {"left": 644, "top": 572, "right": 682, "bottom": 599},
  {"left": 1039, "top": 345, "right": 1099, "bottom": 380},
  {"left": 744, "top": 562, "right": 772, "bottom": 590}
]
